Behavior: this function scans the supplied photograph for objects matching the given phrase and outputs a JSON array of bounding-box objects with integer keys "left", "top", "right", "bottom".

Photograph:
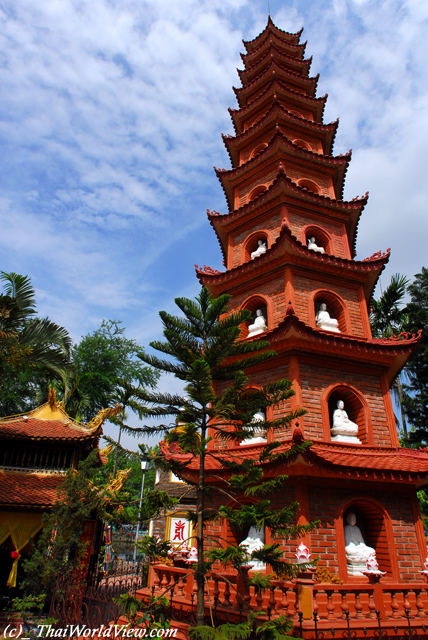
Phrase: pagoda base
[{"left": 141, "top": 563, "right": 428, "bottom": 632}]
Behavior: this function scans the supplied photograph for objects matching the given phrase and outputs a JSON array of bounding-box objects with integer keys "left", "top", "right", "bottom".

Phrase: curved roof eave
[
  {"left": 208, "top": 166, "right": 367, "bottom": 258},
  {"left": 216, "top": 128, "right": 351, "bottom": 204},
  {"left": 197, "top": 222, "right": 389, "bottom": 301}
]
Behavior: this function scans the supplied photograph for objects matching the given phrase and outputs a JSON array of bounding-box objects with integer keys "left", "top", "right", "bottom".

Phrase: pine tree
[
  {"left": 138, "top": 288, "right": 316, "bottom": 627},
  {"left": 402, "top": 267, "right": 428, "bottom": 446}
]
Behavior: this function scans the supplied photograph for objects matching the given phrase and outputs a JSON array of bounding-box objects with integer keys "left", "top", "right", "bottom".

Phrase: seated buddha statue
[
  {"left": 240, "top": 410, "right": 267, "bottom": 446},
  {"left": 251, "top": 239, "right": 267, "bottom": 259},
  {"left": 240, "top": 525, "right": 266, "bottom": 571},
  {"left": 344, "top": 511, "right": 376, "bottom": 576},
  {"left": 248, "top": 309, "right": 268, "bottom": 337},
  {"left": 331, "top": 400, "right": 361, "bottom": 444},
  {"left": 316, "top": 303, "right": 340, "bottom": 333},
  {"left": 307, "top": 237, "right": 325, "bottom": 254}
]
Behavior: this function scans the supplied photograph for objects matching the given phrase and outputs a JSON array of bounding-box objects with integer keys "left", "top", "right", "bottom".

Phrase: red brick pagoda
[{"left": 146, "top": 18, "right": 428, "bottom": 633}]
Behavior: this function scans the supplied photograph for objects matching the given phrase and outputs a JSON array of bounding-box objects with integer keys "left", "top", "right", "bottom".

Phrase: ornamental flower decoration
[
  {"left": 295, "top": 541, "right": 311, "bottom": 564},
  {"left": 11, "top": 551, "right": 20, "bottom": 559},
  {"left": 364, "top": 552, "right": 386, "bottom": 576}
]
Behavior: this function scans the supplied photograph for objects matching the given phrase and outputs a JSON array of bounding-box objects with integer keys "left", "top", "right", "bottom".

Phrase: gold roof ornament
[
  {"left": 87, "top": 404, "right": 123, "bottom": 430},
  {"left": 99, "top": 443, "right": 114, "bottom": 457},
  {"left": 105, "top": 468, "right": 131, "bottom": 493},
  {"left": 47, "top": 387, "right": 58, "bottom": 409}
]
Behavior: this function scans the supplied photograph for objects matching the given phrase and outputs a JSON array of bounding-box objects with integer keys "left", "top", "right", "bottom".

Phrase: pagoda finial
[
  {"left": 47, "top": 387, "right": 57, "bottom": 409},
  {"left": 292, "top": 421, "right": 304, "bottom": 443},
  {"left": 278, "top": 162, "right": 285, "bottom": 175},
  {"left": 286, "top": 300, "right": 295, "bottom": 316}
]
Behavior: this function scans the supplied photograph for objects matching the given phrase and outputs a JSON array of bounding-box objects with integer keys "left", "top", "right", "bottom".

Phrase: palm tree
[
  {"left": 370, "top": 273, "right": 409, "bottom": 434},
  {"left": 0, "top": 271, "right": 75, "bottom": 402}
]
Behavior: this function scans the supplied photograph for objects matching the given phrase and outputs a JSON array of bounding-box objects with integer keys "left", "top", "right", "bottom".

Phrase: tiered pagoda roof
[
  {"left": 0, "top": 395, "right": 116, "bottom": 510},
  {"left": 197, "top": 15, "right": 421, "bottom": 451},
  {"left": 161, "top": 433, "right": 428, "bottom": 486},
  {"left": 0, "top": 403, "right": 102, "bottom": 442},
  {"left": 207, "top": 170, "right": 368, "bottom": 262}
]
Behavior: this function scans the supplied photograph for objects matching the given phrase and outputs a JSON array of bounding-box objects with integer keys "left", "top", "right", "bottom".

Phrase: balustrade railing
[{"left": 147, "top": 564, "right": 428, "bottom": 625}]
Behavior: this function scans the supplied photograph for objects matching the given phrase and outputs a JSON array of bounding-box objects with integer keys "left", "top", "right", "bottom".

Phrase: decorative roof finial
[
  {"left": 286, "top": 300, "right": 295, "bottom": 316},
  {"left": 47, "top": 388, "right": 57, "bottom": 409},
  {"left": 292, "top": 421, "right": 304, "bottom": 444}
]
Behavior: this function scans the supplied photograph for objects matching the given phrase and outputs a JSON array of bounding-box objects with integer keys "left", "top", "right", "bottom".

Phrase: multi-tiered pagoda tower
[
  {"left": 194, "top": 18, "right": 428, "bottom": 588},
  {"left": 145, "top": 19, "right": 428, "bottom": 631}
]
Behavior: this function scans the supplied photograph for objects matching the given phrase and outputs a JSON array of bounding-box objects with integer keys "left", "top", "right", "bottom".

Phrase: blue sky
[{"left": 1, "top": 0, "right": 428, "bottom": 444}]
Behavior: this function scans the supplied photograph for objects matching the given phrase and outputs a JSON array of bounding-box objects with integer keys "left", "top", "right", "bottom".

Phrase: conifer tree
[
  {"left": 403, "top": 267, "right": 428, "bottom": 446},
  {"left": 138, "top": 288, "right": 316, "bottom": 627}
]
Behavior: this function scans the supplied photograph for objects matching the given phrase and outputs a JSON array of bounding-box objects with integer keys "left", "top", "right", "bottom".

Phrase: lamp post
[{"left": 133, "top": 456, "right": 148, "bottom": 563}]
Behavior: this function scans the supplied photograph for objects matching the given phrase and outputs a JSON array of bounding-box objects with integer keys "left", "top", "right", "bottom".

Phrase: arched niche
[
  {"left": 310, "top": 290, "right": 350, "bottom": 335},
  {"left": 240, "top": 295, "right": 271, "bottom": 339},
  {"left": 238, "top": 387, "right": 270, "bottom": 446},
  {"left": 242, "top": 230, "right": 272, "bottom": 263},
  {"left": 334, "top": 496, "right": 399, "bottom": 581},
  {"left": 298, "top": 178, "right": 320, "bottom": 194},
  {"left": 301, "top": 225, "right": 332, "bottom": 255},
  {"left": 293, "top": 138, "right": 311, "bottom": 151},
  {"left": 220, "top": 497, "right": 265, "bottom": 547},
  {"left": 249, "top": 142, "right": 268, "bottom": 159},
  {"left": 321, "top": 383, "right": 372, "bottom": 445},
  {"left": 248, "top": 184, "right": 268, "bottom": 202}
]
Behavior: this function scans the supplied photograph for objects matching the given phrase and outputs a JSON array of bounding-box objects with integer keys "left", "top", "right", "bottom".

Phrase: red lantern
[{"left": 11, "top": 551, "right": 20, "bottom": 559}]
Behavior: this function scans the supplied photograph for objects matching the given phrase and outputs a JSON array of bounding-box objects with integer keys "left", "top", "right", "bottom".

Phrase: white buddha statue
[
  {"left": 240, "top": 525, "right": 266, "bottom": 571},
  {"left": 344, "top": 512, "right": 376, "bottom": 576},
  {"left": 307, "top": 237, "right": 325, "bottom": 254},
  {"left": 240, "top": 410, "right": 267, "bottom": 446},
  {"left": 316, "top": 303, "right": 340, "bottom": 333},
  {"left": 251, "top": 239, "right": 267, "bottom": 259},
  {"left": 331, "top": 400, "right": 361, "bottom": 444},
  {"left": 248, "top": 309, "right": 268, "bottom": 337}
]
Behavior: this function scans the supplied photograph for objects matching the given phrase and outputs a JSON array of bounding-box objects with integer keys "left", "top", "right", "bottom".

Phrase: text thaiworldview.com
[{"left": 3, "top": 624, "right": 179, "bottom": 638}]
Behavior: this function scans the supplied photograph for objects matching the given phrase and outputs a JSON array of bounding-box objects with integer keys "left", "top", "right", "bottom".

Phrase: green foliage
[
  {"left": 247, "top": 572, "right": 274, "bottom": 594},
  {"left": 189, "top": 615, "right": 294, "bottom": 640},
  {"left": 113, "top": 593, "right": 170, "bottom": 629},
  {"left": 402, "top": 267, "right": 428, "bottom": 446},
  {"left": 370, "top": 273, "right": 410, "bottom": 434},
  {"left": 370, "top": 274, "right": 409, "bottom": 338},
  {"left": 137, "top": 535, "right": 173, "bottom": 563},
  {"left": 0, "top": 361, "right": 48, "bottom": 415},
  {"left": 91, "top": 445, "right": 177, "bottom": 524},
  {"left": 69, "top": 319, "right": 159, "bottom": 421},
  {"left": 92, "top": 447, "right": 154, "bottom": 522},
  {"left": 137, "top": 287, "right": 316, "bottom": 626},
  {"left": 0, "top": 272, "right": 74, "bottom": 414},
  {"left": 22, "top": 452, "right": 105, "bottom": 598},
  {"left": 417, "top": 490, "right": 428, "bottom": 530},
  {"left": 8, "top": 593, "right": 45, "bottom": 627}
]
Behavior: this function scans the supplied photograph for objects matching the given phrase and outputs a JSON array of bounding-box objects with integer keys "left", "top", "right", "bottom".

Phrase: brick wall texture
[{"left": 204, "top": 481, "right": 423, "bottom": 583}]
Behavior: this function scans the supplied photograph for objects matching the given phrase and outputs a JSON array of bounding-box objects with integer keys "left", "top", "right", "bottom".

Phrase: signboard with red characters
[{"left": 167, "top": 515, "right": 193, "bottom": 546}]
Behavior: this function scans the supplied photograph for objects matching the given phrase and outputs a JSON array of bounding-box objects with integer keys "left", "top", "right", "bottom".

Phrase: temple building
[
  {"left": 145, "top": 18, "right": 428, "bottom": 632},
  {"left": 0, "top": 391, "right": 109, "bottom": 598},
  {"left": 149, "top": 467, "right": 195, "bottom": 545}
]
